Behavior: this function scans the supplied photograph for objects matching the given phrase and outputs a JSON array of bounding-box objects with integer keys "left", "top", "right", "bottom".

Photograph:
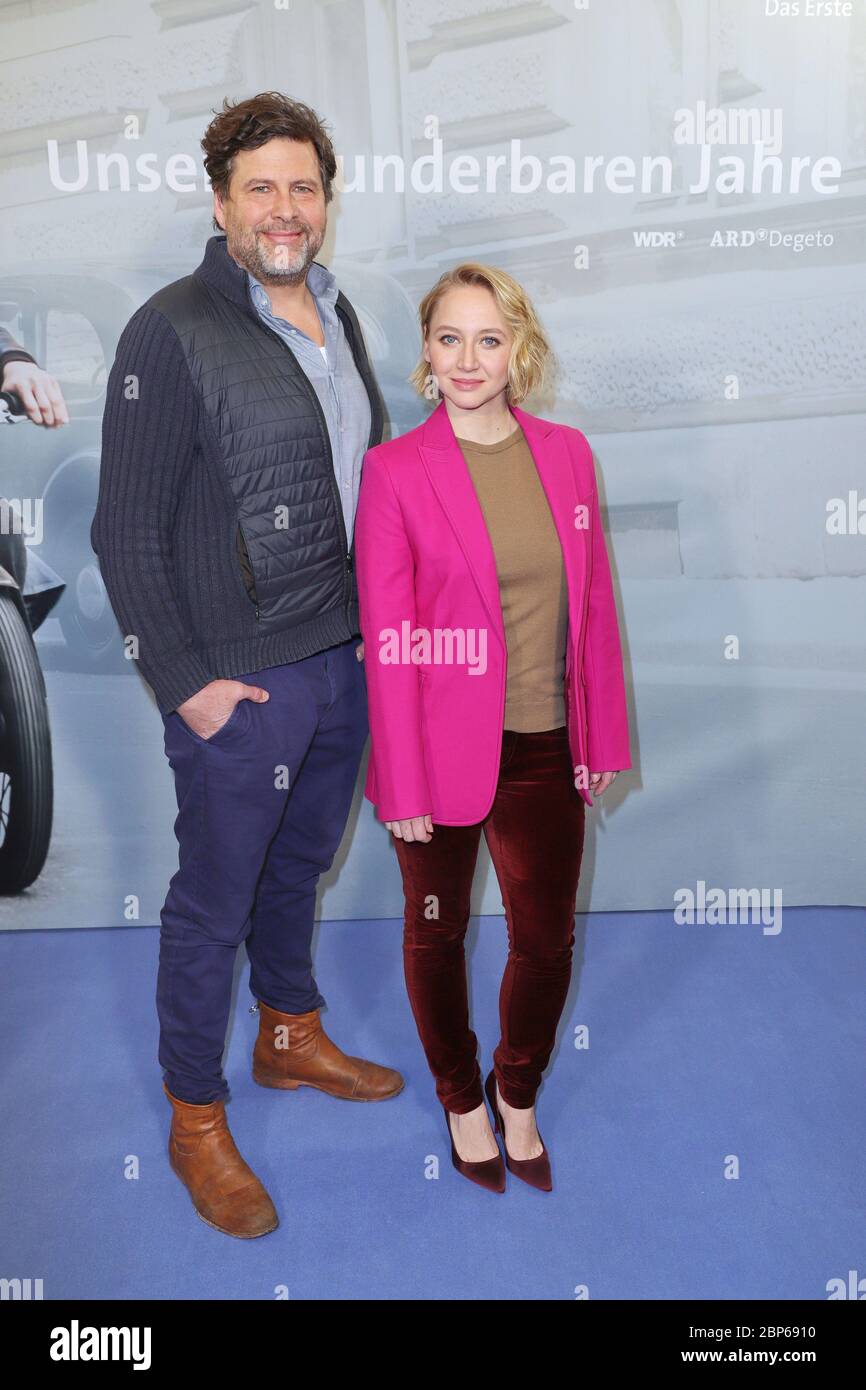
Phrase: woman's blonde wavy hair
[{"left": 408, "top": 263, "right": 551, "bottom": 406}]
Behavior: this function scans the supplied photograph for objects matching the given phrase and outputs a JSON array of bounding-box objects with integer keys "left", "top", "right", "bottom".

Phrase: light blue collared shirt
[{"left": 246, "top": 262, "right": 371, "bottom": 547}]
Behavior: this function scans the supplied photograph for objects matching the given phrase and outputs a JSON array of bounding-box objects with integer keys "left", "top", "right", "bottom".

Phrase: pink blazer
[{"left": 354, "top": 398, "right": 631, "bottom": 824}]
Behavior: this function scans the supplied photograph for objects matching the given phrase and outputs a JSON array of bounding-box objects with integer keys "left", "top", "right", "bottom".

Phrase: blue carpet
[{"left": 1, "top": 907, "right": 862, "bottom": 1300}]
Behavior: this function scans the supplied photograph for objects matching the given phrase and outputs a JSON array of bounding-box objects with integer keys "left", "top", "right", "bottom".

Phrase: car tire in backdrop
[{"left": 0, "top": 594, "right": 54, "bottom": 892}]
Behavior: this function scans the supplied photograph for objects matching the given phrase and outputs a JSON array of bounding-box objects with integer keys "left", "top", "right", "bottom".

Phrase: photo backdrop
[{"left": 1, "top": 0, "right": 863, "bottom": 933}]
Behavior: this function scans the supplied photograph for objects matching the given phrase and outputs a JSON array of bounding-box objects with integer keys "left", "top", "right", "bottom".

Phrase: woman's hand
[
  {"left": 589, "top": 771, "right": 619, "bottom": 796},
  {"left": 385, "top": 815, "right": 434, "bottom": 843},
  {"left": 0, "top": 361, "right": 69, "bottom": 427}
]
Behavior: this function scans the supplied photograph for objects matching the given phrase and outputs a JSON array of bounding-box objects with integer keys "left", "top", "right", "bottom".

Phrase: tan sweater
[{"left": 456, "top": 423, "right": 568, "bottom": 732}]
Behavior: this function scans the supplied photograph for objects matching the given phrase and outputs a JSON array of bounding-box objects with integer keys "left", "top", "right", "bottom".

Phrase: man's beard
[{"left": 228, "top": 220, "right": 324, "bottom": 285}]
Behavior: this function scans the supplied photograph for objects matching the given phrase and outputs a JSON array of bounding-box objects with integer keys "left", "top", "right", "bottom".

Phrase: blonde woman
[{"left": 355, "top": 265, "right": 631, "bottom": 1193}]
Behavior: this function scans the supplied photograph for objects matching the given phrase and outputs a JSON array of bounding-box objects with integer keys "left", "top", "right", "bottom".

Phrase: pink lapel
[{"left": 418, "top": 398, "right": 587, "bottom": 666}]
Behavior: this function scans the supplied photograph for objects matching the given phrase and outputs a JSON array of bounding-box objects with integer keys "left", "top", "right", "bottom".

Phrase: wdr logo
[{"left": 633, "top": 230, "right": 683, "bottom": 248}]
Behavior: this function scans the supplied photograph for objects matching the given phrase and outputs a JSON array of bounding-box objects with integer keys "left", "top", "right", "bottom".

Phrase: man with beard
[{"left": 91, "top": 93, "right": 402, "bottom": 1239}]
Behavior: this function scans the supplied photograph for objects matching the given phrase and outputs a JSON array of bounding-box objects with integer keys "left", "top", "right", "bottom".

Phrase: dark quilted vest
[{"left": 148, "top": 238, "right": 384, "bottom": 633}]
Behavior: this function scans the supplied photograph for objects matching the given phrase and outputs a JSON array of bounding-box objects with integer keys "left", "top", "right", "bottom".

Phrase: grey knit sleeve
[{"left": 90, "top": 305, "right": 213, "bottom": 714}]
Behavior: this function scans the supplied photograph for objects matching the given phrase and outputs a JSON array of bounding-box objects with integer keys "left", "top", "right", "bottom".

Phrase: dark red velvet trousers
[{"left": 392, "top": 725, "right": 585, "bottom": 1113}]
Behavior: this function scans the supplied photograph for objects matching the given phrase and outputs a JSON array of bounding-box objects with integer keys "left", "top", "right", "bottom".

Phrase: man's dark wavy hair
[{"left": 201, "top": 91, "right": 338, "bottom": 230}]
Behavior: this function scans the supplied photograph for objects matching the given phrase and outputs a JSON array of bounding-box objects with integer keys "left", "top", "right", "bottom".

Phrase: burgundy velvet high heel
[
  {"left": 484, "top": 1069, "right": 552, "bottom": 1192},
  {"left": 442, "top": 1104, "right": 506, "bottom": 1193}
]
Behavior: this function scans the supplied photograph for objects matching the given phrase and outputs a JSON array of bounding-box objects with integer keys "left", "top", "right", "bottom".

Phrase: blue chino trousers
[{"left": 156, "top": 636, "right": 368, "bottom": 1104}]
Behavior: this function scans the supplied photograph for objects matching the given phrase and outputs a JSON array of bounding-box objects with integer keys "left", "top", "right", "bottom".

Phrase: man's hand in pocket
[{"left": 176, "top": 679, "right": 269, "bottom": 740}]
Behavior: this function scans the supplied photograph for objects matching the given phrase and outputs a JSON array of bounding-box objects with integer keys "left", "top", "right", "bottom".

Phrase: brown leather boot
[
  {"left": 252, "top": 1001, "right": 404, "bottom": 1101},
  {"left": 164, "top": 1082, "right": 278, "bottom": 1238}
]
